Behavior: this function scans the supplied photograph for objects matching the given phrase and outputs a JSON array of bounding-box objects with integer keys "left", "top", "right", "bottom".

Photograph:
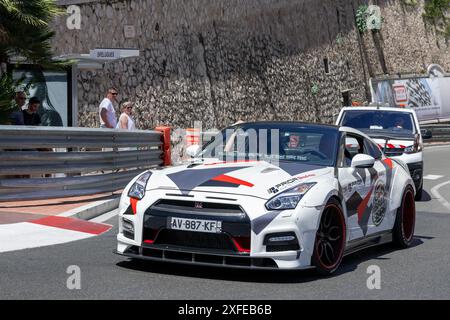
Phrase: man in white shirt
[{"left": 99, "top": 87, "right": 119, "bottom": 128}]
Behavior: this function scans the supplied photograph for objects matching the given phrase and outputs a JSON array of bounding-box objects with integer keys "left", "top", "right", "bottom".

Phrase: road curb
[{"left": 58, "top": 197, "right": 120, "bottom": 221}]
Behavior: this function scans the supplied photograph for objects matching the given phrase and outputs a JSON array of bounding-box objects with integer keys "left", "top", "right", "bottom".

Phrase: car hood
[{"left": 145, "top": 158, "right": 334, "bottom": 200}]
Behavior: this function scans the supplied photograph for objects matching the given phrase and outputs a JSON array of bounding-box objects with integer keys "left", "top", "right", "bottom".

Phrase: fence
[{"left": 0, "top": 125, "right": 167, "bottom": 201}]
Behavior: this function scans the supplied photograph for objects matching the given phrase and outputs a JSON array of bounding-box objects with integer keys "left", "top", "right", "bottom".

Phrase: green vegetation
[
  {"left": 423, "top": 0, "right": 450, "bottom": 39},
  {"left": 0, "top": 0, "right": 67, "bottom": 124}
]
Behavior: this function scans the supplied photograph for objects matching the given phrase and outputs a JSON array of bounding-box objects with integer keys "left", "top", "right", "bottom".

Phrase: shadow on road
[
  {"left": 116, "top": 237, "right": 428, "bottom": 283},
  {"left": 416, "top": 189, "right": 432, "bottom": 202}
]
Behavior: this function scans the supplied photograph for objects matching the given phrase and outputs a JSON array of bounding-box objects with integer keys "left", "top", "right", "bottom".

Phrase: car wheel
[
  {"left": 312, "top": 198, "right": 346, "bottom": 276},
  {"left": 393, "top": 186, "right": 416, "bottom": 248}
]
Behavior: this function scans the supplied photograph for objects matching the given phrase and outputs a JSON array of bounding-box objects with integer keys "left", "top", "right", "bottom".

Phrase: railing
[
  {"left": 421, "top": 124, "right": 450, "bottom": 143},
  {"left": 0, "top": 125, "right": 165, "bottom": 201}
]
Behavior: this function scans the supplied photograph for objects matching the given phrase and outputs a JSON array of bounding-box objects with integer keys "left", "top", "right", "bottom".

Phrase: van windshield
[{"left": 340, "top": 110, "right": 416, "bottom": 137}]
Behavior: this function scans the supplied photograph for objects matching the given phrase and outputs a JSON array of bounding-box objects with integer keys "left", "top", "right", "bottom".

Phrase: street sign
[
  {"left": 393, "top": 84, "right": 408, "bottom": 106},
  {"left": 89, "top": 49, "right": 120, "bottom": 60}
]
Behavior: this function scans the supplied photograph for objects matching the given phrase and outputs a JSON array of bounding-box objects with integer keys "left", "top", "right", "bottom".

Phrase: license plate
[{"left": 168, "top": 217, "right": 222, "bottom": 234}]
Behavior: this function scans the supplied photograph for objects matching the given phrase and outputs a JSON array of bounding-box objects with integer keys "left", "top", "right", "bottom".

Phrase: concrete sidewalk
[{"left": 0, "top": 191, "right": 121, "bottom": 224}]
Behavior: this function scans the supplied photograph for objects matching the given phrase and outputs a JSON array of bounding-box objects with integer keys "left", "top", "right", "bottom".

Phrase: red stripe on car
[
  {"left": 211, "top": 174, "right": 254, "bottom": 187},
  {"left": 130, "top": 198, "right": 138, "bottom": 214},
  {"left": 383, "top": 158, "right": 393, "bottom": 169},
  {"left": 231, "top": 236, "right": 251, "bottom": 253}
]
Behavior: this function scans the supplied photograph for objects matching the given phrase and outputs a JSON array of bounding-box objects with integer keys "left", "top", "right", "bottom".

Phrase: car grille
[
  {"left": 383, "top": 148, "right": 404, "bottom": 156},
  {"left": 154, "top": 229, "right": 236, "bottom": 251},
  {"left": 150, "top": 199, "right": 245, "bottom": 217},
  {"left": 143, "top": 199, "right": 251, "bottom": 253}
]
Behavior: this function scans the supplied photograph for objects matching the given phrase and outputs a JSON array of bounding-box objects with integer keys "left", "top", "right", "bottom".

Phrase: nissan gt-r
[{"left": 114, "top": 122, "right": 416, "bottom": 275}]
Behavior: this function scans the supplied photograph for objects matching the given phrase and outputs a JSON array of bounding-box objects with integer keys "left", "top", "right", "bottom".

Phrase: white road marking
[
  {"left": 423, "top": 174, "right": 444, "bottom": 180},
  {"left": 90, "top": 208, "right": 119, "bottom": 223},
  {"left": 430, "top": 180, "right": 450, "bottom": 213},
  {"left": 0, "top": 222, "right": 94, "bottom": 253}
]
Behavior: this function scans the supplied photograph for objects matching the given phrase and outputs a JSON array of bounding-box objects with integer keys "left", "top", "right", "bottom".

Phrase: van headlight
[
  {"left": 128, "top": 171, "right": 152, "bottom": 200},
  {"left": 265, "top": 183, "right": 316, "bottom": 210}
]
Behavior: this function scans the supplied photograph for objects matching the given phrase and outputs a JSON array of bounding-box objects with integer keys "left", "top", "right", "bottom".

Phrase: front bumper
[
  {"left": 116, "top": 193, "right": 321, "bottom": 270},
  {"left": 113, "top": 244, "right": 279, "bottom": 269}
]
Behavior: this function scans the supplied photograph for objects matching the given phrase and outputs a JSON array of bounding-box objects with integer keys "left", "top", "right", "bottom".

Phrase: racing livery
[
  {"left": 336, "top": 106, "right": 425, "bottom": 200},
  {"left": 115, "top": 122, "right": 416, "bottom": 275}
]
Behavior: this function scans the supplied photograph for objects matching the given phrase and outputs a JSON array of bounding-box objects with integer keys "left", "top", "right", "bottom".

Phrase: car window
[
  {"left": 364, "top": 139, "right": 382, "bottom": 160},
  {"left": 342, "top": 135, "right": 364, "bottom": 167},
  {"left": 200, "top": 123, "right": 339, "bottom": 166}
]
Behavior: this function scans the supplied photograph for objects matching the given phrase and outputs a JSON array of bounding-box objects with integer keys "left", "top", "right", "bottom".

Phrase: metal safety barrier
[
  {"left": 421, "top": 124, "right": 450, "bottom": 143},
  {"left": 0, "top": 125, "right": 165, "bottom": 201}
]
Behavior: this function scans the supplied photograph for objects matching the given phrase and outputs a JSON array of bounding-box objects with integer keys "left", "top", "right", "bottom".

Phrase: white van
[{"left": 336, "top": 106, "right": 430, "bottom": 200}]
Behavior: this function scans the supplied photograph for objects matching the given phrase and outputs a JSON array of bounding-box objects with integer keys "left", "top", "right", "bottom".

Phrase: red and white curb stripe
[{"left": 0, "top": 215, "right": 112, "bottom": 253}]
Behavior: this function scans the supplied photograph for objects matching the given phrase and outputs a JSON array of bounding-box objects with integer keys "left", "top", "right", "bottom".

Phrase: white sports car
[{"left": 115, "top": 122, "right": 416, "bottom": 275}]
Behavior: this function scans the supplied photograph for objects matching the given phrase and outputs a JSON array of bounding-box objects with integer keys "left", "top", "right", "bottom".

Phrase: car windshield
[
  {"left": 198, "top": 123, "right": 339, "bottom": 166},
  {"left": 340, "top": 110, "right": 416, "bottom": 137}
]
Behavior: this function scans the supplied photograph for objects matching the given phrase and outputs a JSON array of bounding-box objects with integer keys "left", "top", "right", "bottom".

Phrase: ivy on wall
[
  {"left": 422, "top": 0, "right": 450, "bottom": 39},
  {"left": 356, "top": 5, "right": 369, "bottom": 34}
]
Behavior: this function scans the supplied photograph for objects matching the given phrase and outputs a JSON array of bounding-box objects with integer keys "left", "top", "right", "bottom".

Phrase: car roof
[
  {"left": 340, "top": 106, "right": 415, "bottom": 113},
  {"left": 232, "top": 121, "right": 339, "bottom": 129}
]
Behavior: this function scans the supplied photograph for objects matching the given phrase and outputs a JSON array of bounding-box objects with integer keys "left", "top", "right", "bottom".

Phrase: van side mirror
[{"left": 421, "top": 129, "right": 432, "bottom": 140}]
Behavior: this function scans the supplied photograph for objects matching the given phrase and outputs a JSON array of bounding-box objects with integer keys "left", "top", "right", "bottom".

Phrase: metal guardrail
[
  {"left": 421, "top": 124, "right": 450, "bottom": 143},
  {"left": 0, "top": 125, "right": 164, "bottom": 201}
]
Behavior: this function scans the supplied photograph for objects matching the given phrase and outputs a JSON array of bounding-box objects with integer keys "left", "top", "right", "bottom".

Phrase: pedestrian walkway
[
  {"left": 0, "top": 191, "right": 121, "bottom": 217},
  {"left": 0, "top": 192, "right": 120, "bottom": 253}
]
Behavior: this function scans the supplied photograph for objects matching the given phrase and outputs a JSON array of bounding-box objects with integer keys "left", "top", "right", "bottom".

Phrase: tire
[
  {"left": 414, "top": 184, "right": 423, "bottom": 201},
  {"left": 312, "top": 198, "right": 346, "bottom": 276},
  {"left": 393, "top": 186, "right": 416, "bottom": 248}
]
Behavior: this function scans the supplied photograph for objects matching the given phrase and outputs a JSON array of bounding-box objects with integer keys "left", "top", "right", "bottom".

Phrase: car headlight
[
  {"left": 265, "top": 182, "right": 316, "bottom": 210},
  {"left": 127, "top": 171, "right": 152, "bottom": 200}
]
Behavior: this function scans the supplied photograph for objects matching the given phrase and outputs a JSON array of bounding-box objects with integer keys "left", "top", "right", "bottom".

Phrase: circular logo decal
[{"left": 372, "top": 180, "right": 386, "bottom": 226}]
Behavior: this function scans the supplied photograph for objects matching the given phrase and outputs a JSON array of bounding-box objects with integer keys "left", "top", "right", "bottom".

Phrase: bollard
[{"left": 155, "top": 126, "right": 171, "bottom": 166}]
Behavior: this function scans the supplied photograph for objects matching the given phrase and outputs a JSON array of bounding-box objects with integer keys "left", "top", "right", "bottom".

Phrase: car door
[
  {"left": 337, "top": 132, "right": 389, "bottom": 240},
  {"left": 362, "top": 137, "right": 392, "bottom": 235}
]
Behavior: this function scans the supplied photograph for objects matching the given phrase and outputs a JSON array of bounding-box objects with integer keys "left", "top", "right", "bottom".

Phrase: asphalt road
[{"left": 1, "top": 145, "right": 450, "bottom": 300}]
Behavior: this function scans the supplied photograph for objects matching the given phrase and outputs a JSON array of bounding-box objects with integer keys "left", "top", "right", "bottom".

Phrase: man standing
[
  {"left": 9, "top": 91, "right": 26, "bottom": 125},
  {"left": 22, "top": 97, "right": 41, "bottom": 126},
  {"left": 99, "top": 87, "right": 118, "bottom": 128}
]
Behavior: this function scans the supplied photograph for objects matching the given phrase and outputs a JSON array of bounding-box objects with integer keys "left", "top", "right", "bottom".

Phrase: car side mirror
[
  {"left": 421, "top": 129, "right": 432, "bottom": 140},
  {"left": 186, "top": 144, "right": 201, "bottom": 158},
  {"left": 351, "top": 154, "right": 375, "bottom": 168}
]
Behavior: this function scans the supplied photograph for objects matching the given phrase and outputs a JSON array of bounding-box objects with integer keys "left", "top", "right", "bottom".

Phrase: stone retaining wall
[{"left": 51, "top": 0, "right": 450, "bottom": 130}]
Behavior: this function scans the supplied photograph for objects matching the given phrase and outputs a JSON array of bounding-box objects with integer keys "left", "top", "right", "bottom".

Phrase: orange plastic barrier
[{"left": 155, "top": 126, "right": 171, "bottom": 166}]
